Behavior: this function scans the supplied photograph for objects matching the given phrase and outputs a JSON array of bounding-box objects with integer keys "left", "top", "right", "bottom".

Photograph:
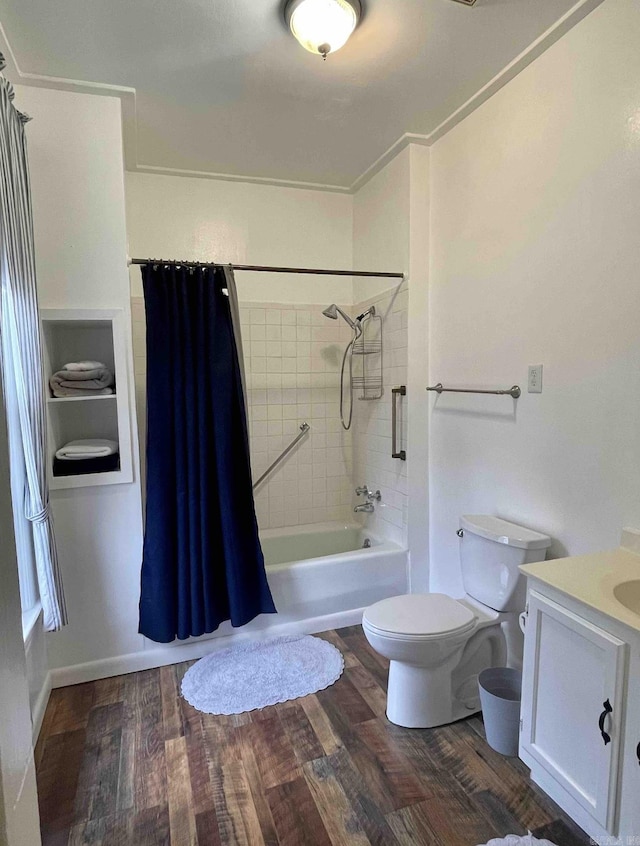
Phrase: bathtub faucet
[{"left": 354, "top": 487, "right": 381, "bottom": 513}]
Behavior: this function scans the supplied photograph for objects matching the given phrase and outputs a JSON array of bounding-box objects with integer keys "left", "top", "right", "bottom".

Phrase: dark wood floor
[{"left": 35, "top": 626, "right": 590, "bottom": 846}]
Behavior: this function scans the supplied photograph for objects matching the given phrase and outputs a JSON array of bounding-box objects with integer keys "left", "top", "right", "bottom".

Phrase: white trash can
[{"left": 478, "top": 667, "right": 522, "bottom": 757}]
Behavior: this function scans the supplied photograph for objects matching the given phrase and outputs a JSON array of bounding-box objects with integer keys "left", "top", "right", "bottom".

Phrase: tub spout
[{"left": 354, "top": 502, "right": 375, "bottom": 513}]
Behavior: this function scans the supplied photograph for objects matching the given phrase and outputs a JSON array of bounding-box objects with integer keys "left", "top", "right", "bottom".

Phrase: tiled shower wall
[
  {"left": 131, "top": 297, "right": 356, "bottom": 531},
  {"left": 352, "top": 281, "right": 409, "bottom": 544},
  {"left": 239, "top": 302, "right": 354, "bottom": 530},
  {"left": 131, "top": 288, "right": 408, "bottom": 537}
]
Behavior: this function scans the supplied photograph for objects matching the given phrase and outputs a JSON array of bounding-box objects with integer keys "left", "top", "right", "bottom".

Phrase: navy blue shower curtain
[{"left": 139, "top": 264, "right": 276, "bottom": 643}]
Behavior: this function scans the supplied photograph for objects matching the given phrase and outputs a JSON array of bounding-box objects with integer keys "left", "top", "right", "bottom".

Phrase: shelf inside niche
[
  {"left": 47, "top": 393, "right": 117, "bottom": 404},
  {"left": 41, "top": 308, "right": 133, "bottom": 489}
]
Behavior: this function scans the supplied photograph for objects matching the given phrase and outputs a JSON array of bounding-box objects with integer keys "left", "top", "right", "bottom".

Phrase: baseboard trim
[
  {"left": 49, "top": 608, "right": 365, "bottom": 688},
  {"left": 32, "top": 671, "right": 52, "bottom": 743}
]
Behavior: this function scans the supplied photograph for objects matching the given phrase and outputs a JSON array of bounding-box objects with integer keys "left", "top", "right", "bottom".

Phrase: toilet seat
[{"left": 362, "top": 593, "right": 477, "bottom": 641}]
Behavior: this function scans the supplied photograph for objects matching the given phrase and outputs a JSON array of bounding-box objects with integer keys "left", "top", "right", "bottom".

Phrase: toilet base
[
  {"left": 386, "top": 657, "right": 474, "bottom": 728},
  {"left": 384, "top": 622, "right": 508, "bottom": 729}
]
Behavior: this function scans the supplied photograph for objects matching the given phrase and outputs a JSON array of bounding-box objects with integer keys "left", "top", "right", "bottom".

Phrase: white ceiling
[{"left": 1, "top": 0, "right": 597, "bottom": 188}]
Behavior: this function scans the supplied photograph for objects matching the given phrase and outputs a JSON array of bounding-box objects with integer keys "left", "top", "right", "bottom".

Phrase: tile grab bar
[
  {"left": 253, "top": 422, "right": 311, "bottom": 491},
  {"left": 427, "top": 383, "right": 521, "bottom": 399},
  {"left": 392, "top": 386, "right": 406, "bottom": 461}
]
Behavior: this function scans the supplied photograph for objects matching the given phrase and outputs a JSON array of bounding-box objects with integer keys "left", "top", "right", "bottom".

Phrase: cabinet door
[
  {"left": 618, "top": 648, "right": 640, "bottom": 838},
  {"left": 520, "top": 590, "right": 626, "bottom": 832}
]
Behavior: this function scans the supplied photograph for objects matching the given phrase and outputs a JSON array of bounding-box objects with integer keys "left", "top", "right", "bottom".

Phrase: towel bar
[{"left": 427, "top": 383, "right": 521, "bottom": 399}]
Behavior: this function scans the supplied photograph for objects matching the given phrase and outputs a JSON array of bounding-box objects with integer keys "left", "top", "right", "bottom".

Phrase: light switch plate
[{"left": 528, "top": 365, "right": 543, "bottom": 393}]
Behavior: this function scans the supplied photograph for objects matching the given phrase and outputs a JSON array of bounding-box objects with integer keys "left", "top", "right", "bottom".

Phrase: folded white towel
[
  {"left": 55, "top": 439, "right": 119, "bottom": 461},
  {"left": 62, "top": 361, "right": 106, "bottom": 372},
  {"left": 50, "top": 366, "right": 114, "bottom": 397}
]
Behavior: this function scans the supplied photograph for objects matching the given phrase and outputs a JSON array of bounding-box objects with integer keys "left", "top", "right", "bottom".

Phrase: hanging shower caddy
[{"left": 352, "top": 306, "right": 383, "bottom": 400}]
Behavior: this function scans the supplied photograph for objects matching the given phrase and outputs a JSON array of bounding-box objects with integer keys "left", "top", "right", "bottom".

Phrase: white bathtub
[
  {"left": 119, "top": 521, "right": 407, "bottom": 686},
  {"left": 262, "top": 524, "right": 374, "bottom": 566},
  {"left": 260, "top": 522, "right": 408, "bottom": 622}
]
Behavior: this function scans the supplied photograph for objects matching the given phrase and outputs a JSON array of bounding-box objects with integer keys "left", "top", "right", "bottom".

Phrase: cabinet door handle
[
  {"left": 636, "top": 742, "right": 640, "bottom": 766},
  {"left": 598, "top": 699, "right": 612, "bottom": 746}
]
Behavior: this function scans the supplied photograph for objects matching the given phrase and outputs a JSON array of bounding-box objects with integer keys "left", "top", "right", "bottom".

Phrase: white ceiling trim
[
  {"left": 349, "top": 132, "right": 431, "bottom": 194},
  {"left": 423, "top": 0, "right": 606, "bottom": 148},
  {"left": 350, "top": 0, "right": 606, "bottom": 193},
  {"left": 0, "top": 19, "right": 140, "bottom": 178},
  {"left": 1, "top": 0, "right": 605, "bottom": 196},
  {"left": 133, "top": 163, "right": 351, "bottom": 194}
]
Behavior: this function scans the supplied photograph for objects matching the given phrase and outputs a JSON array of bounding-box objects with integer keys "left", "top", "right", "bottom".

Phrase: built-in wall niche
[{"left": 41, "top": 308, "right": 133, "bottom": 489}]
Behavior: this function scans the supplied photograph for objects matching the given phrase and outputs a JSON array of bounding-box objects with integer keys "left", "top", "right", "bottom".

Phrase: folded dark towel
[{"left": 53, "top": 453, "right": 120, "bottom": 477}]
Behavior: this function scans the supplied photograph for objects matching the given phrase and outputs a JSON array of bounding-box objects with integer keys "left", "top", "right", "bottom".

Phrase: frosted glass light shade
[{"left": 285, "top": 0, "right": 361, "bottom": 58}]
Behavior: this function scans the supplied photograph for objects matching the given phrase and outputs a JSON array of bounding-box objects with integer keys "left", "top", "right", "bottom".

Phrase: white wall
[
  {"left": 353, "top": 151, "right": 410, "bottom": 545},
  {"left": 0, "top": 371, "right": 42, "bottom": 846},
  {"left": 17, "top": 85, "right": 145, "bottom": 675},
  {"left": 429, "top": 0, "right": 640, "bottom": 596},
  {"left": 125, "top": 172, "right": 354, "bottom": 304},
  {"left": 352, "top": 145, "right": 430, "bottom": 589},
  {"left": 406, "top": 145, "right": 431, "bottom": 592},
  {"left": 352, "top": 151, "right": 410, "bottom": 303}
]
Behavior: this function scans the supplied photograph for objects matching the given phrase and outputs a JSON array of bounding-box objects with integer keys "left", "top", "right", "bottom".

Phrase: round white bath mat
[
  {"left": 181, "top": 634, "right": 344, "bottom": 715},
  {"left": 478, "top": 837, "right": 559, "bottom": 846}
]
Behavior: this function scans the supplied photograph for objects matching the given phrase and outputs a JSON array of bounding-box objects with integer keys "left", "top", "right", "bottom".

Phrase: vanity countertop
[{"left": 520, "top": 543, "right": 640, "bottom": 635}]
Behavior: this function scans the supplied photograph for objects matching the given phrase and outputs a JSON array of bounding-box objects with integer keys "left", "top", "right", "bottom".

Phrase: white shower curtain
[{"left": 0, "top": 56, "right": 67, "bottom": 631}]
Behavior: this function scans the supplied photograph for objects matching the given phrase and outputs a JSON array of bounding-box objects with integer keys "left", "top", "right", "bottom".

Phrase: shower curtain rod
[{"left": 128, "top": 258, "right": 404, "bottom": 280}]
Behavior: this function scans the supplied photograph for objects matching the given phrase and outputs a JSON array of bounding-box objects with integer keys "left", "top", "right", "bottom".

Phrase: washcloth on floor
[
  {"left": 49, "top": 362, "right": 114, "bottom": 397},
  {"left": 53, "top": 453, "right": 120, "bottom": 477},
  {"left": 55, "top": 439, "right": 118, "bottom": 460}
]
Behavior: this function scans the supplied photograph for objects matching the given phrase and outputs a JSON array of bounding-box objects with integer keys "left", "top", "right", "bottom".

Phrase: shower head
[{"left": 322, "top": 303, "right": 358, "bottom": 331}]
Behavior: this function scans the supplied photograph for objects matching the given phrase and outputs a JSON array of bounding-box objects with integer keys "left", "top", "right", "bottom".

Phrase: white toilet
[{"left": 362, "top": 515, "right": 551, "bottom": 728}]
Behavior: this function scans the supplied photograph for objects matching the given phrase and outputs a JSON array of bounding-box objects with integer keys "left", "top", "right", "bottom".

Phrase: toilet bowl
[
  {"left": 362, "top": 515, "right": 551, "bottom": 728},
  {"left": 362, "top": 592, "right": 508, "bottom": 727}
]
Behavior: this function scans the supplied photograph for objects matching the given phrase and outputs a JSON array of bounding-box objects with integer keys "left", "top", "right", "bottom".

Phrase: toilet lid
[{"left": 363, "top": 594, "right": 475, "bottom": 638}]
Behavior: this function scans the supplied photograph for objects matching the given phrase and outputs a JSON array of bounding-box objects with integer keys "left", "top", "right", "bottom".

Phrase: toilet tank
[{"left": 459, "top": 515, "right": 551, "bottom": 612}]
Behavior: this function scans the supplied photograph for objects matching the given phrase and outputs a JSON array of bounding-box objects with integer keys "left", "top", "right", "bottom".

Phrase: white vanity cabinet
[
  {"left": 520, "top": 589, "right": 626, "bottom": 836},
  {"left": 519, "top": 580, "right": 640, "bottom": 843}
]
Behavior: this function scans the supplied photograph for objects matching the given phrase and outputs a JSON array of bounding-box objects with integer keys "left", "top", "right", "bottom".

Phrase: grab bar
[
  {"left": 392, "top": 386, "right": 406, "bottom": 460},
  {"left": 253, "top": 422, "right": 310, "bottom": 490},
  {"left": 427, "top": 382, "right": 521, "bottom": 399}
]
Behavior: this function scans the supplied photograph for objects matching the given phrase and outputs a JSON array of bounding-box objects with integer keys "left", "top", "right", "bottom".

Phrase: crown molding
[
  {"left": 1, "top": 0, "right": 605, "bottom": 195},
  {"left": 349, "top": 0, "right": 605, "bottom": 192},
  {"left": 133, "top": 163, "right": 351, "bottom": 194},
  {"left": 0, "top": 20, "right": 140, "bottom": 173},
  {"left": 349, "top": 132, "right": 430, "bottom": 193},
  {"left": 421, "top": 0, "right": 605, "bottom": 150}
]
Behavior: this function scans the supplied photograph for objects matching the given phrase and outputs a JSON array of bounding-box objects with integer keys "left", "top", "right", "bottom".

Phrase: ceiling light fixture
[{"left": 285, "top": 0, "right": 362, "bottom": 60}]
